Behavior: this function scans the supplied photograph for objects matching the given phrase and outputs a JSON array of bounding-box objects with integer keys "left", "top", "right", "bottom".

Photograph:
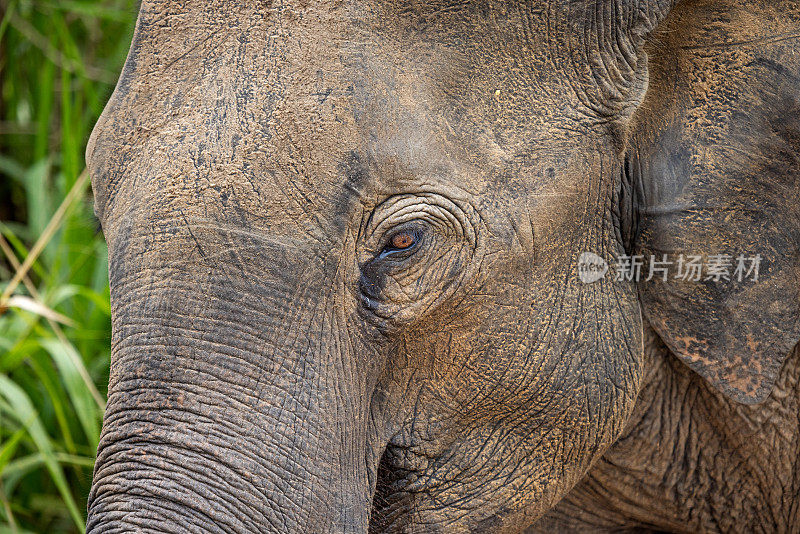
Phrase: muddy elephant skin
[{"left": 85, "top": 0, "right": 800, "bottom": 532}]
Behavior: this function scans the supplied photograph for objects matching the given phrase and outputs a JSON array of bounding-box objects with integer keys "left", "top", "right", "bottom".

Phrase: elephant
[{"left": 84, "top": 0, "right": 800, "bottom": 532}]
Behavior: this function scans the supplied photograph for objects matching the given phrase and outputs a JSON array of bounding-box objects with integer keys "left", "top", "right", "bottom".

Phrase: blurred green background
[{"left": 0, "top": 0, "right": 138, "bottom": 531}]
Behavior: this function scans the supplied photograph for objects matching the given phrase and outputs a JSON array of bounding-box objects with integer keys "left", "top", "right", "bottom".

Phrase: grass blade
[
  {"left": 40, "top": 339, "right": 100, "bottom": 446},
  {"left": 0, "top": 376, "right": 85, "bottom": 531},
  {"left": 4, "top": 296, "right": 76, "bottom": 327},
  {"left": 0, "top": 234, "right": 106, "bottom": 410},
  {"left": 0, "top": 169, "right": 91, "bottom": 306}
]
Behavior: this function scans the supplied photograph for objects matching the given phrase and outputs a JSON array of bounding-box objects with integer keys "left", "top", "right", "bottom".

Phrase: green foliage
[{"left": 0, "top": 0, "right": 138, "bottom": 531}]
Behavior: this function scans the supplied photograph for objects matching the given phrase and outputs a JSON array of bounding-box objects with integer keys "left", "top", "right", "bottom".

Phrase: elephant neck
[{"left": 532, "top": 324, "right": 800, "bottom": 531}]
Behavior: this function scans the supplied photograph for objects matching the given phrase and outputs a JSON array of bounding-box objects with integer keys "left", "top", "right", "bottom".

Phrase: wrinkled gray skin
[{"left": 86, "top": 0, "right": 800, "bottom": 532}]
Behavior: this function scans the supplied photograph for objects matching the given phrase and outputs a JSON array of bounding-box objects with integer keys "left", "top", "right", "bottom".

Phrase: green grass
[{"left": 0, "top": 0, "right": 138, "bottom": 531}]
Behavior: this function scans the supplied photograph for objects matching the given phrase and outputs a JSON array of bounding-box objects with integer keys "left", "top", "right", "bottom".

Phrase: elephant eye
[
  {"left": 390, "top": 232, "right": 415, "bottom": 250},
  {"left": 380, "top": 228, "right": 422, "bottom": 258}
]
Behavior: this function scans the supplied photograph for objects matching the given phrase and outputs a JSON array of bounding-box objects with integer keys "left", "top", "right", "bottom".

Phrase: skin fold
[
  {"left": 85, "top": 0, "right": 800, "bottom": 532},
  {"left": 533, "top": 328, "right": 800, "bottom": 533}
]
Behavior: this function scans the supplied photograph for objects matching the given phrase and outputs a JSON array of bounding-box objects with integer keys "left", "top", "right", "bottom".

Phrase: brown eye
[
  {"left": 390, "top": 232, "right": 415, "bottom": 250},
  {"left": 378, "top": 227, "right": 424, "bottom": 259}
]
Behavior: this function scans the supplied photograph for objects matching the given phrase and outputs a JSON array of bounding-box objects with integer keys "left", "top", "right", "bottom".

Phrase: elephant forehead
[
  {"left": 90, "top": 2, "right": 358, "bottom": 225},
  {"left": 88, "top": 0, "right": 609, "bottom": 243}
]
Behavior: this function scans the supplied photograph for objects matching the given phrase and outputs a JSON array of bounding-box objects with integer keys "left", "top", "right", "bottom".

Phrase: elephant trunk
[{"left": 87, "top": 221, "right": 379, "bottom": 533}]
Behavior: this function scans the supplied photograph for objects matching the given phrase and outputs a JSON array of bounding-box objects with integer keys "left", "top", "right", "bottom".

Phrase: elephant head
[{"left": 85, "top": 0, "right": 800, "bottom": 532}]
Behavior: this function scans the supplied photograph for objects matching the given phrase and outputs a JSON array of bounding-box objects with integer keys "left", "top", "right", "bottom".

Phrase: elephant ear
[{"left": 626, "top": 1, "right": 800, "bottom": 404}]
